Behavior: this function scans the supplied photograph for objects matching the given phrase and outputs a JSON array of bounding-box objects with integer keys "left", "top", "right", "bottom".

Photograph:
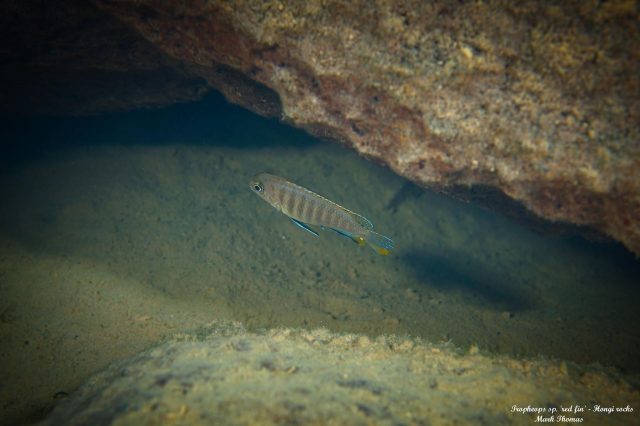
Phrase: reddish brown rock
[
  {"left": 3, "top": 0, "right": 639, "bottom": 254},
  {"left": 97, "top": 0, "right": 640, "bottom": 255}
]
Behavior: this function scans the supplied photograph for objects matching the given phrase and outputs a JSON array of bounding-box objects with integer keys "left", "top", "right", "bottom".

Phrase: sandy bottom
[{"left": 1, "top": 96, "right": 639, "bottom": 424}]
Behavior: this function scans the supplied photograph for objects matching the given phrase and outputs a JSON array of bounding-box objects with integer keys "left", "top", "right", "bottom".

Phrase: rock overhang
[{"left": 2, "top": 0, "right": 638, "bottom": 255}]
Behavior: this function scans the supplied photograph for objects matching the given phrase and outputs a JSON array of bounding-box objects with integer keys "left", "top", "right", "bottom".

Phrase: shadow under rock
[
  {"left": 0, "top": 89, "right": 319, "bottom": 170},
  {"left": 401, "top": 250, "right": 534, "bottom": 312}
]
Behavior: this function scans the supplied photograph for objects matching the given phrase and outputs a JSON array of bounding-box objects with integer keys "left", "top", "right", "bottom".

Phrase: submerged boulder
[
  {"left": 2, "top": 0, "right": 639, "bottom": 254},
  {"left": 42, "top": 323, "right": 640, "bottom": 425}
]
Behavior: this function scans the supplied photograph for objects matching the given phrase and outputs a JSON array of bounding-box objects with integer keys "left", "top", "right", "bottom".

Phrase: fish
[{"left": 249, "top": 172, "right": 394, "bottom": 255}]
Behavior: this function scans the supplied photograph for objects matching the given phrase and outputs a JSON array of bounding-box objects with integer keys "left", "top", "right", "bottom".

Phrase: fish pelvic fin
[
  {"left": 290, "top": 217, "right": 319, "bottom": 237},
  {"left": 363, "top": 230, "right": 394, "bottom": 256}
]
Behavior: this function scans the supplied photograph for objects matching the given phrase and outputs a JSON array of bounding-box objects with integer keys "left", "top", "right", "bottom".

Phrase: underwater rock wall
[
  {"left": 2, "top": 0, "right": 639, "bottom": 254},
  {"left": 96, "top": 0, "right": 640, "bottom": 255},
  {"left": 0, "top": 1, "right": 212, "bottom": 115}
]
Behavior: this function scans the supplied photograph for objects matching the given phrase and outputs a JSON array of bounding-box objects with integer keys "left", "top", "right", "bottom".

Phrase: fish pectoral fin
[{"left": 290, "top": 218, "right": 319, "bottom": 237}]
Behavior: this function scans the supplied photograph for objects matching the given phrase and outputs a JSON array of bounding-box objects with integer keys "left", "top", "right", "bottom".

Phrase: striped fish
[{"left": 249, "top": 173, "right": 394, "bottom": 255}]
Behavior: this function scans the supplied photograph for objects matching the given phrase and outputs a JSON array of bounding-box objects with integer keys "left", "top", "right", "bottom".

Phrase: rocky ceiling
[{"left": 1, "top": 0, "right": 638, "bottom": 255}]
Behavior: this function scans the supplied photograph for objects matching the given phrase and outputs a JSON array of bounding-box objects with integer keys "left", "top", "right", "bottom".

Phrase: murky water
[{"left": 1, "top": 91, "right": 639, "bottom": 423}]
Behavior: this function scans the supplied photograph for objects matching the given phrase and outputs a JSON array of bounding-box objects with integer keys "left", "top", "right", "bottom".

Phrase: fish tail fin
[{"left": 363, "top": 230, "right": 394, "bottom": 256}]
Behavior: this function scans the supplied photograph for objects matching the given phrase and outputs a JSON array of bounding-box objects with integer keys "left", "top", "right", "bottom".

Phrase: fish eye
[{"left": 253, "top": 182, "right": 263, "bottom": 192}]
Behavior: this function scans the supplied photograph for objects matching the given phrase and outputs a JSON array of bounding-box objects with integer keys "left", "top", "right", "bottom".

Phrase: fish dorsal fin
[
  {"left": 288, "top": 180, "right": 374, "bottom": 230},
  {"left": 319, "top": 195, "right": 374, "bottom": 230},
  {"left": 348, "top": 210, "right": 373, "bottom": 230}
]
